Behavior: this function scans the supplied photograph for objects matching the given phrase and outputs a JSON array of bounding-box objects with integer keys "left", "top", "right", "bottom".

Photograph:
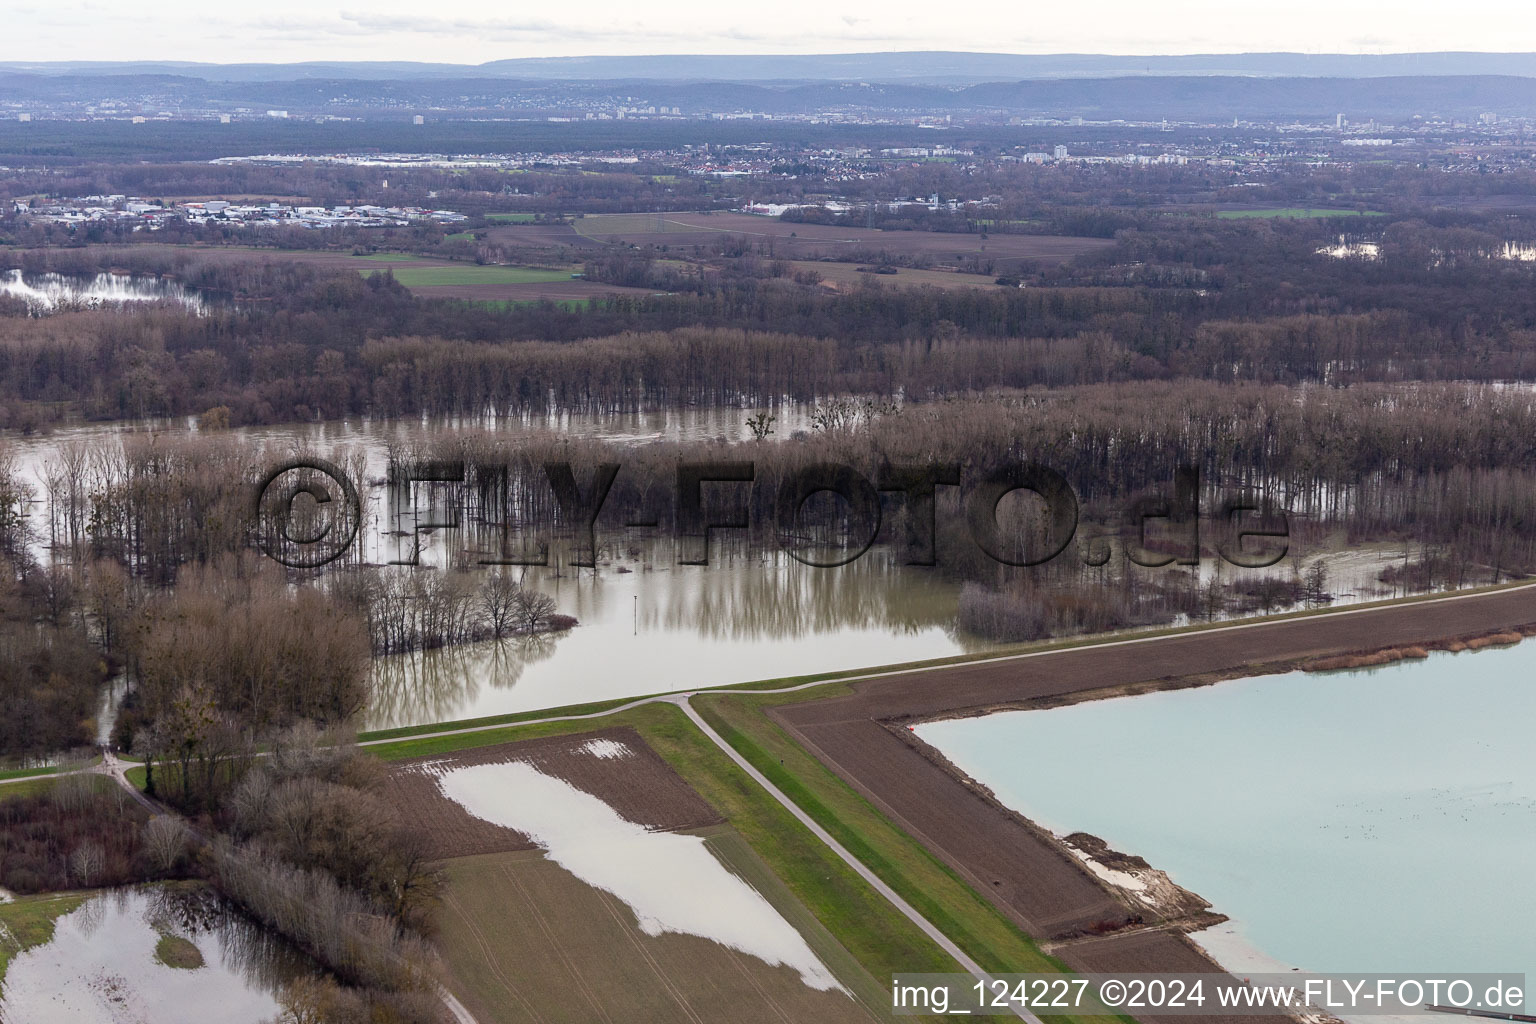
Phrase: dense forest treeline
[
  {"left": 10, "top": 378, "right": 1535, "bottom": 586},
  {"left": 6, "top": 211, "right": 1536, "bottom": 426}
]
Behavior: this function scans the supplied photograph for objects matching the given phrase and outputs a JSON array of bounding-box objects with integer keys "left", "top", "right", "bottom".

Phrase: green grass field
[
  {"left": 0, "top": 764, "right": 67, "bottom": 782},
  {"left": 1216, "top": 208, "right": 1386, "bottom": 219},
  {"left": 484, "top": 213, "right": 536, "bottom": 223},
  {"left": 0, "top": 778, "right": 62, "bottom": 801},
  {"left": 153, "top": 933, "right": 205, "bottom": 970},
  {"left": 444, "top": 231, "right": 476, "bottom": 241},
  {"left": 1, "top": 774, "right": 118, "bottom": 803},
  {"left": 361, "top": 265, "right": 575, "bottom": 287}
]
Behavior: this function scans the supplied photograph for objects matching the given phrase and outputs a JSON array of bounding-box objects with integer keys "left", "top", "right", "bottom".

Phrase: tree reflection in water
[
  {"left": 0, "top": 884, "right": 323, "bottom": 1024},
  {"left": 369, "top": 634, "right": 560, "bottom": 728},
  {"left": 365, "top": 550, "right": 984, "bottom": 730}
]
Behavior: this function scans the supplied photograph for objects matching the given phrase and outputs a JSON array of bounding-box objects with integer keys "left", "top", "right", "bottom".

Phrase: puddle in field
[{"left": 431, "top": 759, "right": 847, "bottom": 993}]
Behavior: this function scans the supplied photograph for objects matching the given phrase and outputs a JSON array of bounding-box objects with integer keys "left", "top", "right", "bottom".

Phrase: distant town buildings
[{"left": 17, "top": 195, "right": 468, "bottom": 230}]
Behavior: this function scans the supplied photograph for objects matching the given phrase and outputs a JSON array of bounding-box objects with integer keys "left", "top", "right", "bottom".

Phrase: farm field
[
  {"left": 420, "top": 279, "right": 662, "bottom": 302},
  {"left": 571, "top": 211, "right": 1114, "bottom": 270},
  {"left": 573, "top": 212, "right": 721, "bottom": 237},
  {"left": 436, "top": 842, "right": 885, "bottom": 1024},
  {"left": 787, "top": 260, "right": 1009, "bottom": 291},
  {"left": 383, "top": 727, "right": 722, "bottom": 860},
  {"left": 357, "top": 263, "right": 576, "bottom": 287},
  {"left": 1215, "top": 207, "right": 1387, "bottom": 219},
  {"left": 482, "top": 222, "right": 608, "bottom": 251},
  {"left": 389, "top": 725, "right": 891, "bottom": 1022},
  {"left": 370, "top": 701, "right": 1106, "bottom": 1024}
]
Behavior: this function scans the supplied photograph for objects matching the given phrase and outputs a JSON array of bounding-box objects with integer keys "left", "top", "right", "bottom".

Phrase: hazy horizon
[{"left": 6, "top": 1, "right": 1536, "bottom": 66}]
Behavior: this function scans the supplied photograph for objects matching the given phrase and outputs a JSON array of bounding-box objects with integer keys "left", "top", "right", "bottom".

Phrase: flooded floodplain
[
  {"left": 5, "top": 413, "right": 984, "bottom": 731},
  {"left": 368, "top": 553, "right": 979, "bottom": 729},
  {"left": 0, "top": 270, "right": 208, "bottom": 314},
  {"left": 0, "top": 885, "right": 320, "bottom": 1023}
]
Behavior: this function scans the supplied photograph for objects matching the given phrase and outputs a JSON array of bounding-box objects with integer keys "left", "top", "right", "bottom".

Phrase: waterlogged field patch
[
  {"left": 384, "top": 727, "right": 721, "bottom": 859},
  {"left": 394, "top": 726, "right": 885, "bottom": 1021},
  {"left": 436, "top": 759, "right": 845, "bottom": 991}
]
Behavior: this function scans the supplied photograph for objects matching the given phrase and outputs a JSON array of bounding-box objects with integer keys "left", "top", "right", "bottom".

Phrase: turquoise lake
[{"left": 917, "top": 642, "right": 1536, "bottom": 981}]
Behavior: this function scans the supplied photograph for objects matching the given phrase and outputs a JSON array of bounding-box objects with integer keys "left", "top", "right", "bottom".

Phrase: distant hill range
[
  {"left": 6, "top": 51, "right": 1536, "bottom": 84},
  {"left": 6, "top": 54, "right": 1536, "bottom": 121},
  {"left": 3, "top": 72, "right": 1536, "bottom": 121}
]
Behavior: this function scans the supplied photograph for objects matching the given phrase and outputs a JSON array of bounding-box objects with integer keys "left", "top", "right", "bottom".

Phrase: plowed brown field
[{"left": 772, "top": 584, "right": 1536, "bottom": 1016}]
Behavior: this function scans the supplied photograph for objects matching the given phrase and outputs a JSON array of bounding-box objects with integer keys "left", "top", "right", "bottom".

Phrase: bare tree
[
  {"left": 51, "top": 770, "right": 97, "bottom": 814},
  {"left": 478, "top": 571, "right": 521, "bottom": 639},
  {"left": 511, "top": 587, "right": 558, "bottom": 635},
  {"left": 382, "top": 827, "right": 446, "bottom": 933},
  {"left": 69, "top": 840, "right": 106, "bottom": 886},
  {"left": 0, "top": 444, "right": 32, "bottom": 557},
  {"left": 143, "top": 815, "right": 191, "bottom": 875}
]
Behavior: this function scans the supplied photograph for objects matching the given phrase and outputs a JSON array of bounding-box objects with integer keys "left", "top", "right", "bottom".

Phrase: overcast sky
[{"left": 5, "top": 1, "right": 1535, "bottom": 64}]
